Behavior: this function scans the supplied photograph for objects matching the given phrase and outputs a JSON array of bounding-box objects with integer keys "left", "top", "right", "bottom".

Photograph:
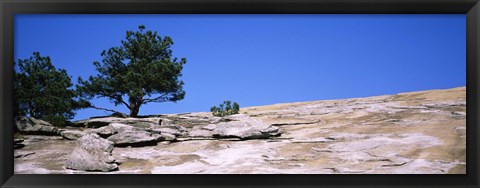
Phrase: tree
[
  {"left": 77, "top": 25, "right": 187, "bottom": 117},
  {"left": 15, "top": 52, "right": 89, "bottom": 125}
]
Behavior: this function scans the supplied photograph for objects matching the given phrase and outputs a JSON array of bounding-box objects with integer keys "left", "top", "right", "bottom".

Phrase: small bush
[{"left": 210, "top": 100, "right": 240, "bottom": 117}]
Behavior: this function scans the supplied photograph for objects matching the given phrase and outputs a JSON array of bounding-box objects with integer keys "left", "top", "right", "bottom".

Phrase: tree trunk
[
  {"left": 129, "top": 96, "right": 141, "bottom": 117},
  {"left": 27, "top": 102, "right": 36, "bottom": 118},
  {"left": 130, "top": 105, "right": 140, "bottom": 117}
]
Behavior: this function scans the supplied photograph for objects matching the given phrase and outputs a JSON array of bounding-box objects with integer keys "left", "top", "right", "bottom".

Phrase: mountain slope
[
  {"left": 238, "top": 86, "right": 466, "bottom": 173},
  {"left": 14, "top": 86, "right": 466, "bottom": 174}
]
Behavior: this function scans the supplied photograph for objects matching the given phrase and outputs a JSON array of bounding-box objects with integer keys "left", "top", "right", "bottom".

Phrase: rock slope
[{"left": 14, "top": 86, "right": 466, "bottom": 174}]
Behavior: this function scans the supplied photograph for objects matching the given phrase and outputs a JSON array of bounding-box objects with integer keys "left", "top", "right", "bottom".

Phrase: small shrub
[{"left": 210, "top": 100, "right": 240, "bottom": 117}]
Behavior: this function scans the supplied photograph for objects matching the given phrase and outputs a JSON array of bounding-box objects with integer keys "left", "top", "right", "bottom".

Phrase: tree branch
[
  {"left": 97, "top": 91, "right": 131, "bottom": 109},
  {"left": 89, "top": 105, "right": 127, "bottom": 117},
  {"left": 118, "top": 98, "right": 131, "bottom": 109},
  {"left": 142, "top": 93, "right": 169, "bottom": 104}
]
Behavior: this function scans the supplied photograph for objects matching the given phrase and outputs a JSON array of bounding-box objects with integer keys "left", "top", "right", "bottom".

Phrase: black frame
[{"left": 1, "top": 0, "right": 479, "bottom": 187}]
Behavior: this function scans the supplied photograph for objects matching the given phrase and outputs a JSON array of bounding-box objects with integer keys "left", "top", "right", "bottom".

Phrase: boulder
[
  {"left": 65, "top": 134, "right": 118, "bottom": 172},
  {"left": 211, "top": 114, "right": 282, "bottom": 139},
  {"left": 15, "top": 116, "right": 62, "bottom": 135},
  {"left": 60, "top": 130, "right": 86, "bottom": 140},
  {"left": 107, "top": 131, "right": 161, "bottom": 147}
]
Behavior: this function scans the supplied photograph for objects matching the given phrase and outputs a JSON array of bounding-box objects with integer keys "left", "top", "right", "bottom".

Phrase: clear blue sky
[{"left": 14, "top": 14, "right": 466, "bottom": 121}]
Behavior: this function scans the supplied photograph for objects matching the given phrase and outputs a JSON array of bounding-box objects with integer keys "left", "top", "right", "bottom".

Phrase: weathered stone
[
  {"left": 212, "top": 114, "right": 282, "bottom": 139},
  {"left": 14, "top": 151, "right": 35, "bottom": 158},
  {"left": 160, "top": 116, "right": 212, "bottom": 128},
  {"left": 74, "top": 117, "right": 162, "bottom": 129},
  {"left": 15, "top": 117, "right": 61, "bottom": 135},
  {"left": 87, "top": 123, "right": 136, "bottom": 138},
  {"left": 14, "top": 87, "right": 467, "bottom": 174},
  {"left": 60, "top": 130, "right": 86, "bottom": 140},
  {"left": 188, "top": 128, "right": 214, "bottom": 138},
  {"left": 149, "top": 127, "right": 185, "bottom": 137},
  {"left": 454, "top": 127, "right": 466, "bottom": 136},
  {"left": 23, "top": 135, "right": 64, "bottom": 143},
  {"left": 14, "top": 137, "right": 25, "bottom": 149},
  {"left": 452, "top": 112, "right": 466, "bottom": 116},
  {"left": 291, "top": 137, "right": 334, "bottom": 143},
  {"left": 160, "top": 133, "right": 177, "bottom": 141},
  {"left": 202, "top": 124, "right": 217, "bottom": 131},
  {"left": 65, "top": 134, "right": 118, "bottom": 172},
  {"left": 160, "top": 124, "right": 188, "bottom": 131},
  {"left": 129, "top": 121, "right": 159, "bottom": 129},
  {"left": 107, "top": 131, "right": 159, "bottom": 147}
]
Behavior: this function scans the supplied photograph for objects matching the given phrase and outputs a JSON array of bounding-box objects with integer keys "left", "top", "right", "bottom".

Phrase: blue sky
[{"left": 15, "top": 14, "right": 466, "bottom": 121}]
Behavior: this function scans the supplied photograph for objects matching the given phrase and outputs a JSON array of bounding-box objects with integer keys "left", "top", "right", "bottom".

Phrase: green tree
[
  {"left": 77, "top": 25, "right": 187, "bottom": 117},
  {"left": 210, "top": 100, "right": 240, "bottom": 117},
  {"left": 15, "top": 52, "right": 89, "bottom": 125}
]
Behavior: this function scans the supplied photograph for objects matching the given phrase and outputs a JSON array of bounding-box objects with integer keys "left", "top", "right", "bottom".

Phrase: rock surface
[
  {"left": 65, "top": 134, "right": 118, "bottom": 172},
  {"left": 60, "top": 130, "right": 86, "bottom": 140},
  {"left": 73, "top": 117, "right": 162, "bottom": 128},
  {"left": 14, "top": 137, "right": 25, "bottom": 149},
  {"left": 14, "top": 86, "right": 466, "bottom": 174},
  {"left": 211, "top": 114, "right": 282, "bottom": 139},
  {"left": 87, "top": 123, "right": 137, "bottom": 137},
  {"left": 15, "top": 117, "right": 62, "bottom": 135},
  {"left": 107, "top": 131, "right": 161, "bottom": 147}
]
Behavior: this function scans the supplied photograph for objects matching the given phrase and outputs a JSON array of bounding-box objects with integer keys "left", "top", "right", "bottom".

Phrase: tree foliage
[
  {"left": 77, "top": 25, "right": 187, "bottom": 117},
  {"left": 210, "top": 101, "right": 240, "bottom": 117},
  {"left": 15, "top": 52, "right": 89, "bottom": 126}
]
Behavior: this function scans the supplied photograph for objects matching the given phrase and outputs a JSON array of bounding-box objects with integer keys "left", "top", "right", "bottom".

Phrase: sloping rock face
[
  {"left": 240, "top": 86, "right": 466, "bottom": 174},
  {"left": 65, "top": 134, "right": 118, "bottom": 172},
  {"left": 14, "top": 87, "right": 466, "bottom": 174}
]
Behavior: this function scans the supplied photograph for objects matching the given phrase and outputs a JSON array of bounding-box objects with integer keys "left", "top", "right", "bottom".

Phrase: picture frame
[{"left": 1, "top": 0, "right": 479, "bottom": 187}]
